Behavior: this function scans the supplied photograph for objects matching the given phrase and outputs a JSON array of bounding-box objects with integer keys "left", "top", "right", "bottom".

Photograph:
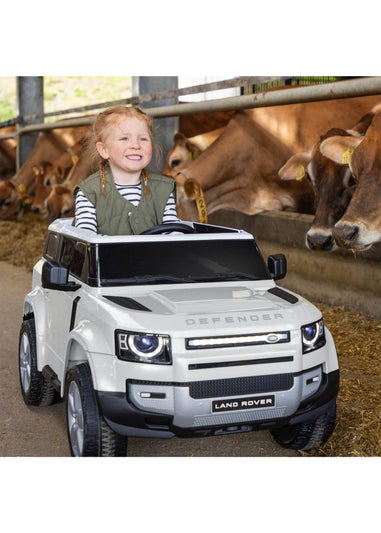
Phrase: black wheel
[
  {"left": 18, "top": 318, "right": 58, "bottom": 406},
  {"left": 140, "top": 222, "right": 195, "bottom": 235},
  {"left": 270, "top": 403, "right": 337, "bottom": 451},
  {"left": 65, "top": 363, "right": 128, "bottom": 457}
]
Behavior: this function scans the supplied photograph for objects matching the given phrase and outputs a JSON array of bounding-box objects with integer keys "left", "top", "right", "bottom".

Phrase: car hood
[
  {"left": 102, "top": 283, "right": 302, "bottom": 316},
  {"left": 93, "top": 282, "right": 322, "bottom": 339}
]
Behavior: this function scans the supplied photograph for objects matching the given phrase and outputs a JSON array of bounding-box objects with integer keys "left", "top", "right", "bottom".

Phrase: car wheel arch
[{"left": 64, "top": 339, "right": 90, "bottom": 393}]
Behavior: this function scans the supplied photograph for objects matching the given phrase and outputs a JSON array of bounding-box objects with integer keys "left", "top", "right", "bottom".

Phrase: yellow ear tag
[
  {"left": 72, "top": 155, "right": 79, "bottom": 165},
  {"left": 17, "top": 184, "right": 27, "bottom": 194},
  {"left": 191, "top": 149, "right": 199, "bottom": 160},
  {"left": 342, "top": 147, "right": 354, "bottom": 165},
  {"left": 296, "top": 164, "right": 305, "bottom": 181}
]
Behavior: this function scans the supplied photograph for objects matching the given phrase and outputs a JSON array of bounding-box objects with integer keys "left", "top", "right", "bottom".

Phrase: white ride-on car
[{"left": 18, "top": 219, "right": 339, "bottom": 456}]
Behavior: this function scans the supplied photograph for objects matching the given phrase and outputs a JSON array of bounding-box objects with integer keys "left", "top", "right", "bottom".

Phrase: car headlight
[
  {"left": 115, "top": 330, "right": 171, "bottom": 364},
  {"left": 301, "top": 319, "right": 326, "bottom": 353}
]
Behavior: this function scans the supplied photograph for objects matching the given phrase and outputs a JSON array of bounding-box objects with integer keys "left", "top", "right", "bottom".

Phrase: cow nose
[
  {"left": 333, "top": 222, "right": 359, "bottom": 248},
  {"left": 306, "top": 232, "right": 335, "bottom": 251}
]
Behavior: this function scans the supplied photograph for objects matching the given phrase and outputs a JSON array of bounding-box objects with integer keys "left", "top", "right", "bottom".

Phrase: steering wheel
[{"left": 140, "top": 223, "right": 195, "bottom": 235}]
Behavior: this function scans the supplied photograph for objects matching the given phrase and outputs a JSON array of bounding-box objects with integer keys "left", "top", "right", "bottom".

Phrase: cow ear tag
[
  {"left": 342, "top": 147, "right": 354, "bottom": 165},
  {"left": 296, "top": 164, "right": 305, "bottom": 181}
]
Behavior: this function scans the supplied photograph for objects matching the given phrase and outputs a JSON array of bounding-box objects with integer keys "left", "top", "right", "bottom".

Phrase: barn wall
[{"left": 209, "top": 210, "right": 381, "bottom": 319}]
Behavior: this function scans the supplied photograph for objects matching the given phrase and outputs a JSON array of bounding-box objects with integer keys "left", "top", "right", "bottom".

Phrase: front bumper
[{"left": 96, "top": 366, "right": 339, "bottom": 438}]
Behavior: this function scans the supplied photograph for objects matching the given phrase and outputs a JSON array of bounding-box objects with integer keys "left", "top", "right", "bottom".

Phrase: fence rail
[{"left": 0, "top": 77, "right": 275, "bottom": 129}]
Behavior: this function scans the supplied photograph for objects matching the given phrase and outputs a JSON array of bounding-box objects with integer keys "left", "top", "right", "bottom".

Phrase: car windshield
[{"left": 96, "top": 239, "right": 271, "bottom": 286}]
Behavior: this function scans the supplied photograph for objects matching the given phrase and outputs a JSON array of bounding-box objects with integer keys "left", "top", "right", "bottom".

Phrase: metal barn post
[
  {"left": 132, "top": 77, "right": 179, "bottom": 173},
  {"left": 16, "top": 76, "right": 44, "bottom": 169}
]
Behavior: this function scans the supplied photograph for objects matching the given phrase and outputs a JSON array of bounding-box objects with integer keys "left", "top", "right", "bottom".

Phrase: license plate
[{"left": 212, "top": 395, "right": 275, "bottom": 413}]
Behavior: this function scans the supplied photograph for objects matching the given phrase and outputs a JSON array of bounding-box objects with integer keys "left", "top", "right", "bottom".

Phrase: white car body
[{"left": 20, "top": 219, "right": 339, "bottom": 454}]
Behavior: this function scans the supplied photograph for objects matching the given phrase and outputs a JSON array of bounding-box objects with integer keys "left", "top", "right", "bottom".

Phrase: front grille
[
  {"left": 189, "top": 373, "right": 294, "bottom": 399},
  {"left": 186, "top": 331, "right": 290, "bottom": 350}
]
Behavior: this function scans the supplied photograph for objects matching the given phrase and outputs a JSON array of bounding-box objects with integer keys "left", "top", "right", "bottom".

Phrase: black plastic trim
[
  {"left": 42, "top": 365, "right": 61, "bottom": 392},
  {"left": 189, "top": 356, "right": 293, "bottom": 370},
  {"left": 104, "top": 296, "right": 152, "bottom": 312},
  {"left": 69, "top": 296, "right": 81, "bottom": 331},
  {"left": 268, "top": 287, "right": 299, "bottom": 304}
]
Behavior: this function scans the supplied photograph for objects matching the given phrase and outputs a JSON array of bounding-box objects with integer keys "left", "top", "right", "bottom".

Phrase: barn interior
[{"left": 0, "top": 76, "right": 380, "bottom": 459}]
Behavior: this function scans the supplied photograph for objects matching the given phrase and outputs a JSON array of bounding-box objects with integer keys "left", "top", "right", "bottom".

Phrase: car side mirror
[
  {"left": 42, "top": 260, "right": 81, "bottom": 291},
  {"left": 267, "top": 254, "right": 287, "bottom": 280}
]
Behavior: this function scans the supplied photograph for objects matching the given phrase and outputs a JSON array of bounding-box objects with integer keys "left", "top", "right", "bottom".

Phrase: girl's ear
[{"left": 96, "top": 141, "right": 109, "bottom": 159}]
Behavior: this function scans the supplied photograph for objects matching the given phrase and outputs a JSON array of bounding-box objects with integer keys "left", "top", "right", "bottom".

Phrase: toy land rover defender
[{"left": 18, "top": 220, "right": 339, "bottom": 456}]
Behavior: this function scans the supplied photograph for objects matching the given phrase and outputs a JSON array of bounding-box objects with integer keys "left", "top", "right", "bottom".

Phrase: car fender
[
  {"left": 22, "top": 288, "right": 52, "bottom": 370},
  {"left": 66, "top": 321, "right": 115, "bottom": 390}
]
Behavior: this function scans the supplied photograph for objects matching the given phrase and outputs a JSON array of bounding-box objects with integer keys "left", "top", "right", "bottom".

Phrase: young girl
[{"left": 74, "top": 105, "right": 179, "bottom": 234}]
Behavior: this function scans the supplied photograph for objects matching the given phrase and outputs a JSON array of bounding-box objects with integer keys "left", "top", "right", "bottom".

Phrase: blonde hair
[{"left": 84, "top": 105, "right": 154, "bottom": 171}]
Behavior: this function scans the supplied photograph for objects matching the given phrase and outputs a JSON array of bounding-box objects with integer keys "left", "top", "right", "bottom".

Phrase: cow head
[
  {"left": 45, "top": 183, "right": 75, "bottom": 223},
  {"left": 0, "top": 179, "right": 18, "bottom": 208},
  {"left": 0, "top": 179, "right": 32, "bottom": 219},
  {"left": 163, "top": 133, "right": 201, "bottom": 177},
  {"left": 174, "top": 170, "right": 208, "bottom": 223},
  {"left": 30, "top": 161, "right": 55, "bottom": 217},
  {"left": 279, "top": 128, "right": 357, "bottom": 252},
  {"left": 320, "top": 113, "right": 381, "bottom": 251}
]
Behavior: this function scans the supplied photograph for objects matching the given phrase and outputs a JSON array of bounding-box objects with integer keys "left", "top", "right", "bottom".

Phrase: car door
[{"left": 43, "top": 237, "right": 86, "bottom": 379}]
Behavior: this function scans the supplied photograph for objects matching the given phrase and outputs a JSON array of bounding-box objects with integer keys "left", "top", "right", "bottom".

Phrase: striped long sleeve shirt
[{"left": 74, "top": 182, "right": 179, "bottom": 233}]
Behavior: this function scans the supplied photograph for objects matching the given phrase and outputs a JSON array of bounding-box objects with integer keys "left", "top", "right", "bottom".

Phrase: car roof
[{"left": 48, "top": 218, "right": 254, "bottom": 243}]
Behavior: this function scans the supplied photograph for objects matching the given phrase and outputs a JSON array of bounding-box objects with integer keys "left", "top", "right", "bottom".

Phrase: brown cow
[
  {"left": 173, "top": 110, "right": 316, "bottom": 222},
  {"left": 172, "top": 96, "right": 381, "bottom": 223},
  {"left": 162, "top": 109, "right": 237, "bottom": 177},
  {"left": 30, "top": 161, "right": 54, "bottom": 214},
  {"left": 45, "top": 145, "right": 94, "bottom": 222},
  {"left": 278, "top": 107, "right": 378, "bottom": 251},
  {"left": 31, "top": 138, "right": 87, "bottom": 217},
  {"left": 320, "top": 111, "right": 381, "bottom": 251},
  {"left": 0, "top": 125, "right": 90, "bottom": 220},
  {"left": 163, "top": 128, "right": 225, "bottom": 177}
]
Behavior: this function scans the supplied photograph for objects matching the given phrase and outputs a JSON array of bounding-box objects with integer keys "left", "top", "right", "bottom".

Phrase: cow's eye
[{"left": 171, "top": 159, "right": 181, "bottom": 168}]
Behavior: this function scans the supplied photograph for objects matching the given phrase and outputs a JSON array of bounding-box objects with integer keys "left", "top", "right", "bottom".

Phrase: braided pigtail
[
  {"left": 100, "top": 159, "right": 107, "bottom": 196},
  {"left": 142, "top": 168, "right": 149, "bottom": 195}
]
